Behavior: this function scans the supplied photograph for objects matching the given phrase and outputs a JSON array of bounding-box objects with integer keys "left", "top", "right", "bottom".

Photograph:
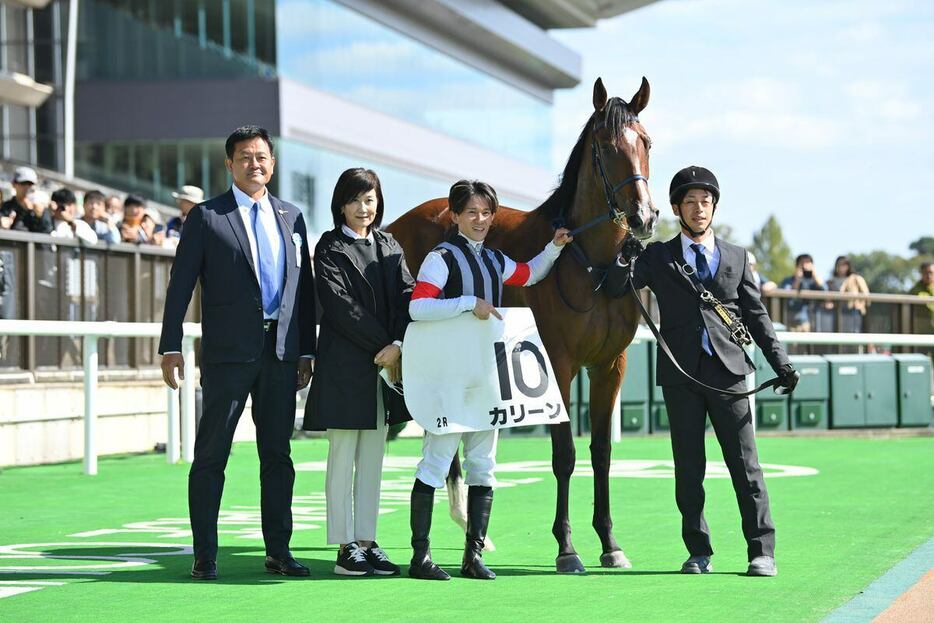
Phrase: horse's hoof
[
  {"left": 600, "top": 550, "right": 632, "bottom": 569},
  {"left": 555, "top": 554, "right": 586, "bottom": 574}
]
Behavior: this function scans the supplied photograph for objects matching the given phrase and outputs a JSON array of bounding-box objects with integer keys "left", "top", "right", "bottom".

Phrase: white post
[
  {"left": 181, "top": 335, "right": 196, "bottom": 463},
  {"left": 82, "top": 335, "right": 98, "bottom": 475},
  {"left": 63, "top": 0, "right": 79, "bottom": 178},
  {"left": 166, "top": 386, "right": 180, "bottom": 464},
  {"left": 746, "top": 345, "right": 757, "bottom": 432}
]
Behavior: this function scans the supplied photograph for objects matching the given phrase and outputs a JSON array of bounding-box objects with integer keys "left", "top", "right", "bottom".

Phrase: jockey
[{"left": 407, "top": 179, "right": 572, "bottom": 581}]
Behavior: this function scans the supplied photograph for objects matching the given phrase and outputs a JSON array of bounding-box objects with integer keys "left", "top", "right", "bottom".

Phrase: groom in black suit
[
  {"left": 159, "top": 126, "right": 316, "bottom": 580},
  {"left": 606, "top": 166, "right": 797, "bottom": 578}
]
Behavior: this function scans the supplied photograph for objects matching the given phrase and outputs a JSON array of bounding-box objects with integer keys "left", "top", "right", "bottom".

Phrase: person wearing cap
[
  {"left": 605, "top": 165, "right": 798, "bottom": 578},
  {"left": 166, "top": 185, "right": 205, "bottom": 240},
  {"left": 1, "top": 166, "right": 53, "bottom": 233}
]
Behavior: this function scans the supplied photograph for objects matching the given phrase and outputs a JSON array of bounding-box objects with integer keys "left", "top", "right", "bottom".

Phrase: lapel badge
[
  {"left": 292, "top": 232, "right": 302, "bottom": 248},
  {"left": 278, "top": 209, "right": 287, "bottom": 215}
]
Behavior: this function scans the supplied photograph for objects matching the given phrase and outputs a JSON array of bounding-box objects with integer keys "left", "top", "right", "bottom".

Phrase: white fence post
[
  {"left": 181, "top": 334, "right": 197, "bottom": 463},
  {"left": 82, "top": 335, "right": 99, "bottom": 476},
  {"left": 166, "top": 386, "right": 180, "bottom": 464}
]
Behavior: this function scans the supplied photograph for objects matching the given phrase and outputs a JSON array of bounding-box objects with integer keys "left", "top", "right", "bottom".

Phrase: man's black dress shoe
[
  {"left": 680, "top": 556, "right": 713, "bottom": 574},
  {"left": 191, "top": 559, "right": 217, "bottom": 580},
  {"left": 265, "top": 555, "right": 310, "bottom": 577}
]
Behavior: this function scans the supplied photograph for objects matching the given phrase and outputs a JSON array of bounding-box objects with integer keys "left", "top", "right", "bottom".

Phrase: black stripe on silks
[
  {"left": 480, "top": 250, "right": 503, "bottom": 307},
  {"left": 435, "top": 247, "right": 463, "bottom": 299}
]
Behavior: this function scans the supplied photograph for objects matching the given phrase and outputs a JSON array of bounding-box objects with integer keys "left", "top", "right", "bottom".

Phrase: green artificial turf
[{"left": 1, "top": 435, "right": 933, "bottom": 622}]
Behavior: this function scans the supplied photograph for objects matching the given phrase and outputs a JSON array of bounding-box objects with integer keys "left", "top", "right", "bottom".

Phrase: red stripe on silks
[
  {"left": 412, "top": 281, "right": 443, "bottom": 300},
  {"left": 504, "top": 262, "right": 531, "bottom": 286}
]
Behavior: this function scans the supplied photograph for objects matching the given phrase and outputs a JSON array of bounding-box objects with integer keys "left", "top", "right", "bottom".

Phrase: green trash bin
[
  {"left": 619, "top": 339, "right": 651, "bottom": 435},
  {"left": 752, "top": 348, "right": 787, "bottom": 430},
  {"left": 788, "top": 355, "right": 829, "bottom": 430},
  {"left": 892, "top": 354, "right": 933, "bottom": 427},
  {"left": 826, "top": 355, "right": 897, "bottom": 428}
]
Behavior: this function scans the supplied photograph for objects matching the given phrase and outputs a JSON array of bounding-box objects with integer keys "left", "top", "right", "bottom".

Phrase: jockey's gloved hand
[
  {"left": 775, "top": 364, "right": 800, "bottom": 394},
  {"left": 619, "top": 236, "right": 644, "bottom": 263}
]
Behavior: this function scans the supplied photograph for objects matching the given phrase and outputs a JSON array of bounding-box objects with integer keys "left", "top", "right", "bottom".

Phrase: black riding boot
[
  {"left": 461, "top": 488, "right": 496, "bottom": 580},
  {"left": 408, "top": 484, "right": 450, "bottom": 581}
]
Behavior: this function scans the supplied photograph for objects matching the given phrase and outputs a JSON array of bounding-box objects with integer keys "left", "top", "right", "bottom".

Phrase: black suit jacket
[
  {"left": 158, "top": 189, "right": 316, "bottom": 364},
  {"left": 606, "top": 235, "right": 789, "bottom": 385}
]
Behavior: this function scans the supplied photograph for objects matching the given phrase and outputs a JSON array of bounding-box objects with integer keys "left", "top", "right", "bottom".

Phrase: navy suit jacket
[
  {"left": 158, "top": 188, "right": 316, "bottom": 364},
  {"left": 606, "top": 235, "right": 789, "bottom": 385}
]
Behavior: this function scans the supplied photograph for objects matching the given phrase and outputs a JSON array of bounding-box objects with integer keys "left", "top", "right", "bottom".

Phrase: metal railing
[
  {"left": 3, "top": 319, "right": 933, "bottom": 472},
  {"left": 0, "top": 318, "right": 201, "bottom": 475},
  {"left": 0, "top": 229, "right": 198, "bottom": 373}
]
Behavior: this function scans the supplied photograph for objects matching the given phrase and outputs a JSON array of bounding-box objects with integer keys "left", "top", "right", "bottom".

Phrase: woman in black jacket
[{"left": 303, "top": 168, "right": 414, "bottom": 577}]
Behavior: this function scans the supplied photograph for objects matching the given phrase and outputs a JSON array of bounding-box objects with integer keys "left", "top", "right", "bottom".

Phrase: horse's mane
[{"left": 537, "top": 97, "right": 638, "bottom": 219}]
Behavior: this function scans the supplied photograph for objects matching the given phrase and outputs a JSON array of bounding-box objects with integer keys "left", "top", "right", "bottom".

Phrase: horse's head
[{"left": 587, "top": 77, "right": 658, "bottom": 240}]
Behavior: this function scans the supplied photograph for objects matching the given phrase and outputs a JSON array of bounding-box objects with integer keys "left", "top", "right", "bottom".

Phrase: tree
[
  {"left": 750, "top": 215, "right": 794, "bottom": 283},
  {"left": 848, "top": 251, "right": 916, "bottom": 293},
  {"left": 909, "top": 236, "right": 934, "bottom": 256}
]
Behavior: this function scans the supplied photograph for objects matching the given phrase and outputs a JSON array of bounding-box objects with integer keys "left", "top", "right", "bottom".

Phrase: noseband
[{"left": 566, "top": 119, "right": 648, "bottom": 238}]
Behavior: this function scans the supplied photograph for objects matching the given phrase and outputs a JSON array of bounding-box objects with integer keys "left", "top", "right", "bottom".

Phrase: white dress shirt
[
  {"left": 680, "top": 231, "right": 720, "bottom": 278},
  {"left": 231, "top": 184, "right": 286, "bottom": 320}
]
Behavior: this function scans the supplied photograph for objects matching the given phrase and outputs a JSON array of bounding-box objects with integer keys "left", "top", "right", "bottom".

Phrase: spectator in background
[
  {"left": 105, "top": 195, "right": 123, "bottom": 226},
  {"left": 827, "top": 255, "right": 869, "bottom": 333},
  {"left": 2, "top": 167, "right": 53, "bottom": 233},
  {"left": 50, "top": 188, "right": 98, "bottom": 245},
  {"left": 780, "top": 253, "right": 826, "bottom": 331},
  {"left": 141, "top": 212, "right": 165, "bottom": 246},
  {"left": 909, "top": 262, "right": 934, "bottom": 335},
  {"left": 82, "top": 190, "right": 119, "bottom": 243},
  {"left": 119, "top": 195, "right": 148, "bottom": 243},
  {"left": 747, "top": 252, "right": 776, "bottom": 293},
  {"left": 166, "top": 185, "right": 204, "bottom": 242}
]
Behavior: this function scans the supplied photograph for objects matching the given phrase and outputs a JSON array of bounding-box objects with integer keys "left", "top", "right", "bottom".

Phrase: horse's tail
[{"left": 445, "top": 452, "right": 496, "bottom": 551}]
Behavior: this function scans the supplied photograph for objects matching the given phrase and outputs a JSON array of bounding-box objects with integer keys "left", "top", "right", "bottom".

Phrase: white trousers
[
  {"left": 325, "top": 384, "right": 388, "bottom": 545},
  {"left": 415, "top": 429, "right": 498, "bottom": 490}
]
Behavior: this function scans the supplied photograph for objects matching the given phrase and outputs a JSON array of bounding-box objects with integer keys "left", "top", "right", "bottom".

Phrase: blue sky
[{"left": 551, "top": 0, "right": 933, "bottom": 276}]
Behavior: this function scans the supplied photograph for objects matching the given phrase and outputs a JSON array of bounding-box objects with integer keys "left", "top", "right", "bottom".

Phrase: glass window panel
[
  {"left": 254, "top": 0, "right": 276, "bottom": 65},
  {"left": 230, "top": 0, "right": 249, "bottom": 55},
  {"left": 158, "top": 143, "right": 179, "bottom": 192},
  {"left": 204, "top": 0, "right": 224, "bottom": 50},
  {"left": 276, "top": 0, "right": 552, "bottom": 168}
]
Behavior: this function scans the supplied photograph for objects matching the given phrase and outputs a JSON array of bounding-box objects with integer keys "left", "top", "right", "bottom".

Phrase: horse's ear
[
  {"left": 593, "top": 78, "right": 608, "bottom": 112},
  {"left": 629, "top": 77, "right": 650, "bottom": 115}
]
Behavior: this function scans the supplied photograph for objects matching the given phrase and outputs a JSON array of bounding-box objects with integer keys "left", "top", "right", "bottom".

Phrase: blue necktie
[
  {"left": 250, "top": 202, "right": 280, "bottom": 316},
  {"left": 691, "top": 243, "right": 714, "bottom": 355}
]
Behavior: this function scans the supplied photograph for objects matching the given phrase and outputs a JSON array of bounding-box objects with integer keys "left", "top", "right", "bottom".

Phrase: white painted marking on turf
[{"left": 0, "top": 542, "right": 191, "bottom": 572}]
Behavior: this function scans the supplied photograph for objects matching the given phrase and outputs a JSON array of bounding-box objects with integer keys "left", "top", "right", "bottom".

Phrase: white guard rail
[
  {"left": 0, "top": 319, "right": 201, "bottom": 475},
  {"left": 2, "top": 321, "right": 933, "bottom": 471}
]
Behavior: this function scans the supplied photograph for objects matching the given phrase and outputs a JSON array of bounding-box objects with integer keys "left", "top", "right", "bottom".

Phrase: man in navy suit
[
  {"left": 606, "top": 166, "right": 797, "bottom": 578},
  {"left": 159, "top": 126, "right": 316, "bottom": 580}
]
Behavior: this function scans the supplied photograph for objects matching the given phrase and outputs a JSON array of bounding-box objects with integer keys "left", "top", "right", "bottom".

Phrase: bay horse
[{"left": 387, "top": 78, "right": 658, "bottom": 573}]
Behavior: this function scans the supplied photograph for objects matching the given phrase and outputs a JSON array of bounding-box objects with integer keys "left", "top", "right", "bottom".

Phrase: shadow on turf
[{"left": 0, "top": 546, "right": 749, "bottom": 583}]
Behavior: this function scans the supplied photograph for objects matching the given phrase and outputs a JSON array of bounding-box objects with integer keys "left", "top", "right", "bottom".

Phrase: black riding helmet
[{"left": 669, "top": 166, "right": 720, "bottom": 205}]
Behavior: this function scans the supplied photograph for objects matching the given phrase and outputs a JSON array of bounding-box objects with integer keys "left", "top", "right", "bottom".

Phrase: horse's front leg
[
  {"left": 588, "top": 357, "right": 632, "bottom": 568},
  {"left": 551, "top": 363, "right": 585, "bottom": 573}
]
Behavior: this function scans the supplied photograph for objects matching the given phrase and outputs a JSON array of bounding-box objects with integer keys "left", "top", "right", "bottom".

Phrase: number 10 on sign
[{"left": 493, "top": 341, "right": 550, "bottom": 400}]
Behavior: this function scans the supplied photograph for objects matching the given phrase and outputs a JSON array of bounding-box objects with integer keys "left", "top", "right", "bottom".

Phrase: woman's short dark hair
[
  {"left": 124, "top": 195, "right": 145, "bottom": 209},
  {"left": 51, "top": 188, "right": 76, "bottom": 206},
  {"left": 330, "top": 168, "right": 384, "bottom": 229},
  {"left": 834, "top": 255, "right": 853, "bottom": 277},
  {"left": 225, "top": 125, "right": 274, "bottom": 159},
  {"left": 795, "top": 253, "right": 814, "bottom": 266},
  {"left": 448, "top": 179, "right": 498, "bottom": 215},
  {"left": 84, "top": 190, "right": 106, "bottom": 205}
]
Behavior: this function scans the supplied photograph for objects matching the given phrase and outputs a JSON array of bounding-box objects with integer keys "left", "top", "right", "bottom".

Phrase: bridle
[{"left": 565, "top": 117, "right": 649, "bottom": 238}]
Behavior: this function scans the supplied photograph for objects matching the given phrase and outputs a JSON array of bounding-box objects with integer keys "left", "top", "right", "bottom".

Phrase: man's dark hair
[
  {"left": 51, "top": 188, "right": 76, "bottom": 207},
  {"left": 330, "top": 168, "right": 384, "bottom": 229},
  {"left": 448, "top": 179, "right": 498, "bottom": 215},
  {"left": 225, "top": 125, "right": 274, "bottom": 159},
  {"left": 84, "top": 190, "right": 106, "bottom": 205},
  {"left": 124, "top": 195, "right": 145, "bottom": 209},
  {"left": 795, "top": 254, "right": 814, "bottom": 266}
]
